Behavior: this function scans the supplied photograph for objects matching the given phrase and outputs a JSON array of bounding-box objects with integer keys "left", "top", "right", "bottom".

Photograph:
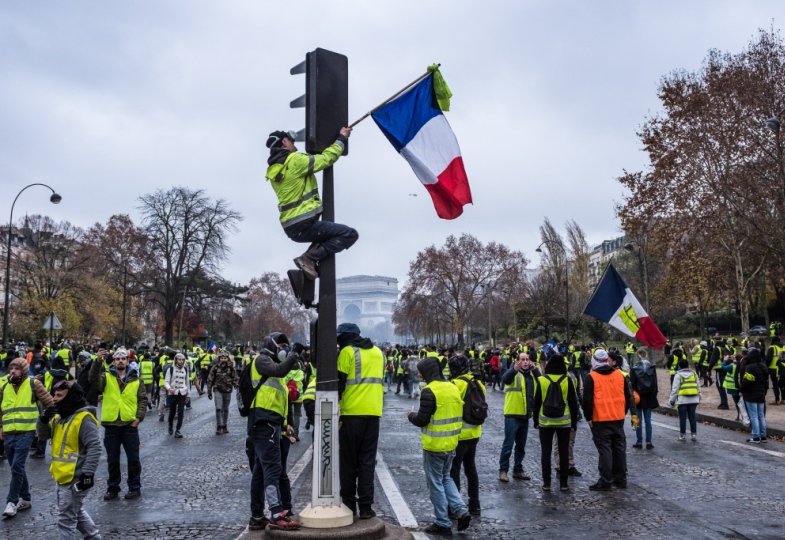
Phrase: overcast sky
[{"left": 1, "top": 1, "right": 783, "bottom": 289}]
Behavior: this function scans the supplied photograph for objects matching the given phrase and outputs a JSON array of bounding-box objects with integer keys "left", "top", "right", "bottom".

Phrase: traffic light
[
  {"left": 287, "top": 269, "right": 315, "bottom": 308},
  {"left": 290, "top": 48, "right": 348, "bottom": 155}
]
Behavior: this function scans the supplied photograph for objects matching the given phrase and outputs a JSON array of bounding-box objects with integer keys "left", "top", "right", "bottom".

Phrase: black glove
[
  {"left": 40, "top": 408, "right": 55, "bottom": 423},
  {"left": 73, "top": 474, "right": 94, "bottom": 492},
  {"left": 292, "top": 343, "right": 305, "bottom": 355},
  {"left": 207, "top": 392, "right": 213, "bottom": 400}
]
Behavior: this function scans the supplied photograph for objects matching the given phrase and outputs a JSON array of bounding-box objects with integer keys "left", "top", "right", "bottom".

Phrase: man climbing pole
[{"left": 264, "top": 127, "right": 358, "bottom": 280}]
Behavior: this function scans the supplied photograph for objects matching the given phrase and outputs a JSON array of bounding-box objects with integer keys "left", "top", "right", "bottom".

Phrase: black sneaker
[
  {"left": 567, "top": 467, "right": 582, "bottom": 477},
  {"left": 456, "top": 512, "right": 471, "bottom": 531},
  {"left": 248, "top": 516, "right": 269, "bottom": 530},
  {"left": 124, "top": 491, "right": 141, "bottom": 500},
  {"left": 632, "top": 443, "right": 643, "bottom": 449},
  {"left": 760, "top": 437, "right": 768, "bottom": 443},
  {"left": 359, "top": 508, "right": 376, "bottom": 520},
  {"left": 646, "top": 443, "right": 654, "bottom": 449},
  {"left": 168, "top": 426, "right": 173, "bottom": 436},
  {"left": 747, "top": 437, "right": 761, "bottom": 443},
  {"left": 613, "top": 480, "right": 628, "bottom": 489},
  {"left": 174, "top": 431, "right": 183, "bottom": 439},
  {"left": 423, "top": 523, "right": 453, "bottom": 536},
  {"left": 158, "top": 416, "right": 164, "bottom": 422},
  {"left": 560, "top": 482, "right": 569, "bottom": 492},
  {"left": 103, "top": 491, "right": 119, "bottom": 501},
  {"left": 588, "top": 481, "right": 612, "bottom": 491},
  {"left": 30, "top": 452, "right": 45, "bottom": 459}
]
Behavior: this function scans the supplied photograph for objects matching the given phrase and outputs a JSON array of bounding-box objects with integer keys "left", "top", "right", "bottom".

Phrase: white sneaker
[
  {"left": 2, "top": 502, "right": 16, "bottom": 517},
  {"left": 678, "top": 434, "right": 686, "bottom": 442},
  {"left": 15, "top": 500, "right": 31, "bottom": 511}
]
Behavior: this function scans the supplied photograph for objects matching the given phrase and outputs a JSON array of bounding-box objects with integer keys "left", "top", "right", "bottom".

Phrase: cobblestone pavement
[{"left": 3, "top": 383, "right": 785, "bottom": 539}]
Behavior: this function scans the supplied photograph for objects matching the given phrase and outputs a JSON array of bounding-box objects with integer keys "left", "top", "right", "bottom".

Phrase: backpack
[
  {"left": 459, "top": 375, "right": 488, "bottom": 425},
  {"left": 236, "top": 361, "right": 268, "bottom": 417},
  {"left": 542, "top": 375, "right": 567, "bottom": 418},
  {"left": 633, "top": 364, "right": 655, "bottom": 393}
]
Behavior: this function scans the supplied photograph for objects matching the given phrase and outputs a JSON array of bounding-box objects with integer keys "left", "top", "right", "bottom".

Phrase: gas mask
[{"left": 277, "top": 346, "right": 290, "bottom": 362}]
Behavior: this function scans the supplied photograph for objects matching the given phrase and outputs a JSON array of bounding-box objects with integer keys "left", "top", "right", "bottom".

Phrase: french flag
[
  {"left": 371, "top": 74, "right": 472, "bottom": 219},
  {"left": 584, "top": 264, "right": 667, "bottom": 349}
]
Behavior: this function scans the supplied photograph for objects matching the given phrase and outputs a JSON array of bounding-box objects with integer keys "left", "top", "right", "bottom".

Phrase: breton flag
[
  {"left": 371, "top": 69, "right": 472, "bottom": 219},
  {"left": 584, "top": 264, "right": 667, "bottom": 349}
]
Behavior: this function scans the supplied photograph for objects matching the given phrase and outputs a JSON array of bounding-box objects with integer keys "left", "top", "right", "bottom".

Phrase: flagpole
[{"left": 348, "top": 65, "right": 438, "bottom": 128}]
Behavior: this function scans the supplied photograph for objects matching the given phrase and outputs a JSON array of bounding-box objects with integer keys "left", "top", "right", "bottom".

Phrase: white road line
[
  {"left": 376, "top": 451, "right": 420, "bottom": 529},
  {"left": 288, "top": 444, "right": 314, "bottom": 486},
  {"left": 652, "top": 421, "right": 679, "bottom": 432},
  {"left": 719, "top": 440, "right": 785, "bottom": 458}
]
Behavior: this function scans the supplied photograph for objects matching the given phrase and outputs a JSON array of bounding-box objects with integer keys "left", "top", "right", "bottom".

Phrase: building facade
[{"left": 336, "top": 275, "right": 399, "bottom": 344}]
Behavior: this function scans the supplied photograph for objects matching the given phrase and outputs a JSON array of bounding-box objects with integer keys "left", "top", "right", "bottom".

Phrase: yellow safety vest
[
  {"left": 301, "top": 377, "right": 316, "bottom": 402},
  {"left": 503, "top": 371, "right": 528, "bottom": 416},
  {"left": 453, "top": 374, "right": 484, "bottom": 440},
  {"left": 537, "top": 374, "right": 571, "bottom": 428},
  {"left": 57, "top": 348, "right": 71, "bottom": 368},
  {"left": 723, "top": 364, "right": 737, "bottom": 392},
  {"left": 1, "top": 378, "right": 38, "bottom": 433},
  {"left": 140, "top": 360, "right": 154, "bottom": 385},
  {"left": 420, "top": 380, "right": 463, "bottom": 453},
  {"left": 251, "top": 361, "right": 288, "bottom": 419},
  {"left": 338, "top": 345, "right": 384, "bottom": 416},
  {"left": 289, "top": 369, "right": 305, "bottom": 404},
  {"left": 102, "top": 376, "right": 139, "bottom": 423},
  {"left": 677, "top": 373, "right": 699, "bottom": 396},
  {"left": 49, "top": 409, "right": 98, "bottom": 485}
]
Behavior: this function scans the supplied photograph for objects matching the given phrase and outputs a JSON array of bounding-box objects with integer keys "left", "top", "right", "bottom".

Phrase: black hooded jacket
[{"left": 407, "top": 357, "right": 444, "bottom": 428}]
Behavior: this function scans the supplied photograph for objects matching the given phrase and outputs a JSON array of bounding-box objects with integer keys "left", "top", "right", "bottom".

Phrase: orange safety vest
[{"left": 589, "top": 369, "right": 626, "bottom": 422}]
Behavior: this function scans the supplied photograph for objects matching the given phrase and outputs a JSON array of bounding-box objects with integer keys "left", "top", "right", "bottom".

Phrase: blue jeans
[
  {"left": 498, "top": 416, "right": 528, "bottom": 472},
  {"left": 284, "top": 217, "right": 358, "bottom": 258},
  {"left": 677, "top": 403, "right": 698, "bottom": 435},
  {"left": 635, "top": 408, "right": 653, "bottom": 444},
  {"left": 4, "top": 431, "right": 34, "bottom": 504},
  {"left": 423, "top": 450, "right": 467, "bottom": 528},
  {"left": 103, "top": 425, "right": 141, "bottom": 493},
  {"left": 746, "top": 401, "right": 767, "bottom": 439}
]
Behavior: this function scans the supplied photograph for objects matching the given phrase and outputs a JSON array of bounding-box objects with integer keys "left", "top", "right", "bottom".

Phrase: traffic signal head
[
  {"left": 290, "top": 48, "right": 348, "bottom": 155},
  {"left": 287, "top": 269, "right": 315, "bottom": 308}
]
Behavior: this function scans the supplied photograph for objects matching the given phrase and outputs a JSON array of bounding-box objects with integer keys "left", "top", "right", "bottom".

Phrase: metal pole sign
[{"left": 312, "top": 393, "right": 341, "bottom": 504}]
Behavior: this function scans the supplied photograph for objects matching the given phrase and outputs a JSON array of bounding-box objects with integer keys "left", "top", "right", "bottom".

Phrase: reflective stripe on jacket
[
  {"left": 50, "top": 410, "right": 98, "bottom": 485},
  {"left": 421, "top": 380, "right": 463, "bottom": 452},
  {"left": 338, "top": 345, "right": 384, "bottom": 416}
]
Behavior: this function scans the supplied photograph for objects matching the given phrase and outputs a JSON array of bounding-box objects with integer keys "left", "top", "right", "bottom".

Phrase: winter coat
[
  {"left": 630, "top": 361, "right": 660, "bottom": 410},
  {"left": 207, "top": 360, "right": 239, "bottom": 393},
  {"left": 669, "top": 368, "right": 701, "bottom": 406},
  {"left": 739, "top": 359, "right": 769, "bottom": 403}
]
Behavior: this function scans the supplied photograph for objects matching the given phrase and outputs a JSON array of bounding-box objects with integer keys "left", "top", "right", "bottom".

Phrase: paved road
[{"left": 2, "top": 387, "right": 784, "bottom": 539}]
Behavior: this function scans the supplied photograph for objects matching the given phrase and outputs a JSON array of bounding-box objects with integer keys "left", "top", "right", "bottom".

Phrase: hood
[
  {"left": 417, "top": 357, "right": 442, "bottom": 383},
  {"left": 544, "top": 355, "right": 567, "bottom": 375},
  {"left": 340, "top": 336, "right": 374, "bottom": 350},
  {"left": 591, "top": 364, "right": 615, "bottom": 374}
]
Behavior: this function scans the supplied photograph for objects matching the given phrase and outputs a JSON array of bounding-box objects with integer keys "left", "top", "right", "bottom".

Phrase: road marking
[
  {"left": 288, "top": 444, "right": 314, "bottom": 486},
  {"left": 376, "top": 451, "right": 420, "bottom": 529},
  {"left": 719, "top": 440, "right": 785, "bottom": 458},
  {"left": 652, "top": 421, "right": 679, "bottom": 432}
]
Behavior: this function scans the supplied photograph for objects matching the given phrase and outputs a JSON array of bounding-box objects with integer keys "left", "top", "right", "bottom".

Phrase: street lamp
[
  {"left": 536, "top": 240, "right": 569, "bottom": 339},
  {"left": 3, "top": 183, "right": 62, "bottom": 348},
  {"left": 624, "top": 241, "right": 650, "bottom": 312}
]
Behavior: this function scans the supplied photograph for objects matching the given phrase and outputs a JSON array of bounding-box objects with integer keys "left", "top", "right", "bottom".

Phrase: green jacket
[{"left": 265, "top": 140, "right": 345, "bottom": 228}]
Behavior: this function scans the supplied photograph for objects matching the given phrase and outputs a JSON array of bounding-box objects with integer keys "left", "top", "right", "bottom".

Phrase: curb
[{"left": 654, "top": 406, "right": 785, "bottom": 438}]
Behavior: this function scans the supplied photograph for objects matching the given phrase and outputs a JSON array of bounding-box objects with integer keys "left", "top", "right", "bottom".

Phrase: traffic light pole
[{"left": 299, "top": 165, "right": 353, "bottom": 528}]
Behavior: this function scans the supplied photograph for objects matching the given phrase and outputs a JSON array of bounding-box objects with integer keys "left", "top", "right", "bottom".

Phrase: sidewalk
[{"left": 652, "top": 366, "right": 785, "bottom": 438}]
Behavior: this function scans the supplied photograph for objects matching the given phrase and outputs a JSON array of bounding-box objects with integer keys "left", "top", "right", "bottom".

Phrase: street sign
[{"left": 42, "top": 313, "right": 63, "bottom": 330}]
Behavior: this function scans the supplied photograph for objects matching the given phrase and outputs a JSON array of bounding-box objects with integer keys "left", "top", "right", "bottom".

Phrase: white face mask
[{"left": 277, "top": 349, "right": 288, "bottom": 362}]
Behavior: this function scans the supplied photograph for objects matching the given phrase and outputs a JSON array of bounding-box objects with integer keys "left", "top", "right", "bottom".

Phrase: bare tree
[{"left": 138, "top": 187, "right": 241, "bottom": 345}]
